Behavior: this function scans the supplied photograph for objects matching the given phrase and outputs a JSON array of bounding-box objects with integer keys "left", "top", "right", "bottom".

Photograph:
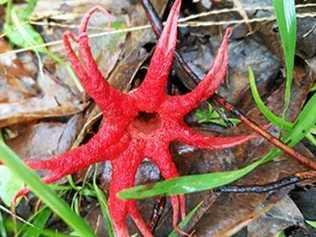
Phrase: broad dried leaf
[
  {"left": 0, "top": 70, "right": 85, "bottom": 128},
  {"left": 7, "top": 114, "right": 84, "bottom": 159},
  {"left": 0, "top": 96, "right": 84, "bottom": 128}
]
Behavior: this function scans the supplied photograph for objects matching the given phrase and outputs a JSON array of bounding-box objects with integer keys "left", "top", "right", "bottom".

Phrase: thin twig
[
  {"left": 0, "top": 204, "right": 34, "bottom": 227},
  {"left": 29, "top": 20, "right": 111, "bottom": 30},
  {"left": 178, "top": 12, "right": 316, "bottom": 28},
  {"left": 150, "top": 197, "right": 166, "bottom": 232},
  {"left": 27, "top": 3, "right": 316, "bottom": 31},
  {"left": 30, "top": 3, "right": 316, "bottom": 23},
  {"left": 231, "top": 0, "right": 252, "bottom": 32},
  {"left": 1, "top": 8, "right": 316, "bottom": 57},
  {"left": 216, "top": 171, "right": 316, "bottom": 193},
  {"left": 0, "top": 24, "right": 150, "bottom": 56},
  {"left": 179, "top": 3, "right": 316, "bottom": 22},
  {"left": 215, "top": 176, "right": 300, "bottom": 193}
]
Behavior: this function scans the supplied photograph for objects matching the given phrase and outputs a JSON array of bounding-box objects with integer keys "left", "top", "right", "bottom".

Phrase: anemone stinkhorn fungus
[{"left": 26, "top": 0, "right": 254, "bottom": 235}]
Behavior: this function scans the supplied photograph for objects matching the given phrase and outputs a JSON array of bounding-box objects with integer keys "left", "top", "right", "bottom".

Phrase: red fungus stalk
[{"left": 26, "top": 0, "right": 255, "bottom": 235}]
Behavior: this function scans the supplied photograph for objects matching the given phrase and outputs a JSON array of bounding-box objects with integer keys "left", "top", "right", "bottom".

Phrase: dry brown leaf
[
  {"left": 7, "top": 114, "right": 84, "bottom": 159},
  {"left": 0, "top": 69, "right": 86, "bottom": 128}
]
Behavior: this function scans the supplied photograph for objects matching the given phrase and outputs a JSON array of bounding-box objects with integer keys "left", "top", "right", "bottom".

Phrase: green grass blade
[
  {"left": 272, "top": 0, "right": 297, "bottom": 112},
  {"left": 21, "top": 208, "right": 51, "bottom": 237},
  {"left": 0, "top": 166, "right": 24, "bottom": 206},
  {"left": 275, "top": 230, "right": 286, "bottom": 237},
  {"left": 20, "top": 0, "right": 37, "bottom": 20},
  {"left": 248, "top": 67, "right": 293, "bottom": 130},
  {"left": 249, "top": 67, "right": 316, "bottom": 147},
  {"left": 0, "top": 135, "right": 96, "bottom": 237},
  {"left": 306, "top": 133, "right": 316, "bottom": 146},
  {"left": 0, "top": 210, "right": 7, "bottom": 237},
  {"left": 119, "top": 157, "right": 268, "bottom": 199},
  {"left": 3, "top": 0, "right": 63, "bottom": 66},
  {"left": 287, "top": 93, "right": 316, "bottom": 144},
  {"left": 4, "top": 6, "right": 46, "bottom": 53},
  {"left": 306, "top": 220, "right": 316, "bottom": 229},
  {"left": 93, "top": 168, "right": 115, "bottom": 237},
  {"left": 27, "top": 228, "right": 73, "bottom": 237},
  {"left": 93, "top": 185, "right": 115, "bottom": 237},
  {"left": 5, "top": 219, "right": 74, "bottom": 237},
  {"left": 168, "top": 202, "right": 203, "bottom": 237}
]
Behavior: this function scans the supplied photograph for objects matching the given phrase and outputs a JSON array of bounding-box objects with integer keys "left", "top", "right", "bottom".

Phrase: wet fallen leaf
[
  {"left": 290, "top": 186, "right": 316, "bottom": 221},
  {"left": 7, "top": 114, "right": 83, "bottom": 159},
  {"left": 247, "top": 196, "right": 304, "bottom": 237},
  {"left": 179, "top": 34, "right": 281, "bottom": 105}
]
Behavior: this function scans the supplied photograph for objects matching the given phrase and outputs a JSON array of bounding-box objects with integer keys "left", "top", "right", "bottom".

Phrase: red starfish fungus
[{"left": 26, "top": 0, "right": 254, "bottom": 236}]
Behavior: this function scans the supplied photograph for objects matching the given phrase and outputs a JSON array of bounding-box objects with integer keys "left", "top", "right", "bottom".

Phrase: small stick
[
  {"left": 150, "top": 197, "right": 166, "bottom": 231},
  {"left": 215, "top": 171, "right": 316, "bottom": 193},
  {"left": 141, "top": 0, "right": 316, "bottom": 170},
  {"left": 295, "top": 171, "right": 316, "bottom": 180},
  {"left": 215, "top": 176, "right": 300, "bottom": 193}
]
